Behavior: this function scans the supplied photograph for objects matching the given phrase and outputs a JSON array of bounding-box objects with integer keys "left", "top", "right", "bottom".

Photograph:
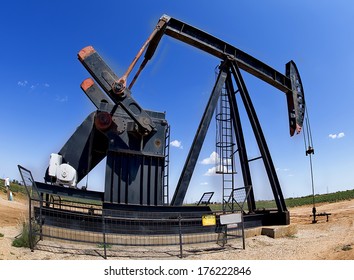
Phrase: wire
[
  {"left": 303, "top": 105, "right": 317, "bottom": 222},
  {"left": 307, "top": 108, "right": 314, "bottom": 147}
]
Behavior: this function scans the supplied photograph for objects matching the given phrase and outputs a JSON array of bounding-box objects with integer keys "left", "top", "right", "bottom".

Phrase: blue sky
[{"left": 1, "top": 0, "right": 354, "bottom": 203}]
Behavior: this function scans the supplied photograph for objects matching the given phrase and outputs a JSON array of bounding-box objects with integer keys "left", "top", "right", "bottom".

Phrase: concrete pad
[
  {"left": 261, "top": 224, "right": 298, "bottom": 239},
  {"left": 244, "top": 227, "right": 263, "bottom": 238}
]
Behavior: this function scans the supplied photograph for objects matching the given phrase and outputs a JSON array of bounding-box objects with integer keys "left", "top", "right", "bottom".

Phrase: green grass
[
  {"left": 97, "top": 243, "right": 112, "bottom": 249},
  {"left": 12, "top": 221, "right": 39, "bottom": 248},
  {"left": 0, "top": 233, "right": 4, "bottom": 238}
]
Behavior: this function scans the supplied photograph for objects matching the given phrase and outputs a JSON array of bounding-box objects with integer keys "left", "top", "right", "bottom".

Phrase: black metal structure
[
  {"left": 19, "top": 165, "right": 245, "bottom": 259},
  {"left": 197, "top": 192, "right": 214, "bottom": 206},
  {"left": 36, "top": 14, "right": 305, "bottom": 227}
]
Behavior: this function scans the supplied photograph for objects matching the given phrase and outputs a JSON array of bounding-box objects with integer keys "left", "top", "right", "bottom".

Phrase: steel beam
[
  {"left": 171, "top": 64, "right": 228, "bottom": 206},
  {"left": 142, "top": 15, "right": 305, "bottom": 136},
  {"left": 146, "top": 15, "right": 292, "bottom": 94},
  {"left": 225, "top": 73, "right": 256, "bottom": 212},
  {"left": 230, "top": 61, "right": 287, "bottom": 212}
]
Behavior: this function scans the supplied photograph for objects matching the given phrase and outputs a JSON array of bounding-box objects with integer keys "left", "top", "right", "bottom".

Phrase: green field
[
  {"left": 253, "top": 189, "right": 354, "bottom": 209},
  {"left": 209, "top": 189, "right": 354, "bottom": 211}
]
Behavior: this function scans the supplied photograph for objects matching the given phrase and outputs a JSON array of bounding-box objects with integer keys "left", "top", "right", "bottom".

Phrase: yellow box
[{"left": 202, "top": 214, "right": 216, "bottom": 226}]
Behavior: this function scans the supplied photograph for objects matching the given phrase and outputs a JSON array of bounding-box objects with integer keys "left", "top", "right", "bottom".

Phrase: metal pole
[
  {"left": 102, "top": 214, "right": 107, "bottom": 259},
  {"left": 241, "top": 213, "right": 246, "bottom": 250},
  {"left": 29, "top": 196, "right": 33, "bottom": 252},
  {"left": 178, "top": 215, "right": 183, "bottom": 258},
  {"left": 309, "top": 153, "right": 317, "bottom": 223},
  {"left": 39, "top": 195, "right": 43, "bottom": 241}
]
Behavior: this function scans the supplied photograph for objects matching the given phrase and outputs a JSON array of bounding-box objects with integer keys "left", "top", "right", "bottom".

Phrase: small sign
[
  {"left": 202, "top": 214, "right": 216, "bottom": 226},
  {"left": 220, "top": 213, "right": 242, "bottom": 225}
]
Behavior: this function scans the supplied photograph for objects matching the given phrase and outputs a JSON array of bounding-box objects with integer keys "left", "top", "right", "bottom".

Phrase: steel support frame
[
  {"left": 171, "top": 63, "right": 228, "bottom": 206},
  {"left": 172, "top": 59, "right": 288, "bottom": 222},
  {"left": 224, "top": 72, "right": 256, "bottom": 212},
  {"left": 230, "top": 60, "right": 287, "bottom": 213}
]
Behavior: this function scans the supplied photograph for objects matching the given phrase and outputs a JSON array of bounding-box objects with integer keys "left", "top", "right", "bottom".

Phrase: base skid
[
  {"left": 34, "top": 201, "right": 289, "bottom": 236},
  {"left": 244, "top": 209, "right": 290, "bottom": 228}
]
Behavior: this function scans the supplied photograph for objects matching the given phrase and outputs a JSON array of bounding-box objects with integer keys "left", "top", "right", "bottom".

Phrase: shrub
[{"left": 12, "top": 221, "right": 39, "bottom": 248}]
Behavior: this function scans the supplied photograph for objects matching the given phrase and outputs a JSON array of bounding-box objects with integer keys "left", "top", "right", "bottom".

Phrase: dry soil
[{"left": 1, "top": 191, "right": 354, "bottom": 260}]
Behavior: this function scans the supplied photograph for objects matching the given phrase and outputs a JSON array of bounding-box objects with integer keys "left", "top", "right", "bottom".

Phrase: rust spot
[
  {"left": 80, "top": 78, "right": 94, "bottom": 91},
  {"left": 154, "top": 139, "right": 162, "bottom": 148},
  {"left": 78, "top": 46, "right": 95, "bottom": 61}
]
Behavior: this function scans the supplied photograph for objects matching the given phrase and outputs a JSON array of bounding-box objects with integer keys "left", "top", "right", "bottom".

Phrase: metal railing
[{"left": 18, "top": 165, "right": 245, "bottom": 259}]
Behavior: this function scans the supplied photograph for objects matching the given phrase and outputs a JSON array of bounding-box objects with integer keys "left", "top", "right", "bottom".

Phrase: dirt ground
[{"left": 1, "top": 190, "right": 354, "bottom": 260}]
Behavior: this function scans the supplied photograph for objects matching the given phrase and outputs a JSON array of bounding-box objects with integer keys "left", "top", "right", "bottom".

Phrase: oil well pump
[{"left": 26, "top": 14, "right": 305, "bottom": 228}]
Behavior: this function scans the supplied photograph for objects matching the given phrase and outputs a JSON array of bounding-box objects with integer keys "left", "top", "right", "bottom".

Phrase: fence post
[
  {"left": 241, "top": 212, "right": 245, "bottom": 250},
  {"left": 102, "top": 212, "right": 107, "bottom": 259},
  {"left": 39, "top": 194, "right": 43, "bottom": 241},
  {"left": 178, "top": 215, "right": 183, "bottom": 258},
  {"left": 28, "top": 196, "right": 34, "bottom": 252}
]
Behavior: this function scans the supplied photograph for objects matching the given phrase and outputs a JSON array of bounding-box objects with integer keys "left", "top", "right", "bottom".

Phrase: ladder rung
[{"left": 248, "top": 156, "right": 262, "bottom": 162}]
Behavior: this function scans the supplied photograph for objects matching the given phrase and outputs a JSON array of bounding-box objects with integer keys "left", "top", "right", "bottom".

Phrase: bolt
[{"left": 113, "top": 82, "right": 125, "bottom": 95}]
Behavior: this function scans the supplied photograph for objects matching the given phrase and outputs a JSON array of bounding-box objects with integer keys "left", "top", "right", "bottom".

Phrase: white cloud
[
  {"left": 56, "top": 95, "right": 68, "bottom": 103},
  {"left": 170, "top": 140, "right": 183, "bottom": 149},
  {"left": 276, "top": 167, "right": 290, "bottom": 173},
  {"left": 200, "top": 151, "right": 232, "bottom": 166},
  {"left": 204, "top": 166, "right": 218, "bottom": 176},
  {"left": 201, "top": 151, "right": 234, "bottom": 176},
  {"left": 204, "top": 164, "right": 233, "bottom": 176},
  {"left": 17, "top": 80, "right": 28, "bottom": 87},
  {"left": 329, "top": 132, "right": 345, "bottom": 139},
  {"left": 200, "top": 151, "right": 219, "bottom": 165},
  {"left": 17, "top": 80, "right": 50, "bottom": 90}
]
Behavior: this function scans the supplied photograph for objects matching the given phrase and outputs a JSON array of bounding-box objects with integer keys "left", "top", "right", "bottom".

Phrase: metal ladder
[
  {"left": 216, "top": 85, "right": 237, "bottom": 212},
  {"left": 163, "top": 125, "right": 171, "bottom": 205}
]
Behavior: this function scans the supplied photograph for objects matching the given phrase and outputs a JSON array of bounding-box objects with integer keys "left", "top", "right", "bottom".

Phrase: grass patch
[
  {"left": 0, "top": 233, "right": 4, "bottom": 238},
  {"left": 12, "top": 221, "right": 39, "bottom": 248},
  {"left": 341, "top": 245, "right": 352, "bottom": 251},
  {"left": 97, "top": 243, "right": 112, "bottom": 249}
]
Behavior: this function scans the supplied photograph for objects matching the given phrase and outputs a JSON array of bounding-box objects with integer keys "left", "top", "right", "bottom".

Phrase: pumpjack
[{"left": 35, "top": 15, "right": 304, "bottom": 228}]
